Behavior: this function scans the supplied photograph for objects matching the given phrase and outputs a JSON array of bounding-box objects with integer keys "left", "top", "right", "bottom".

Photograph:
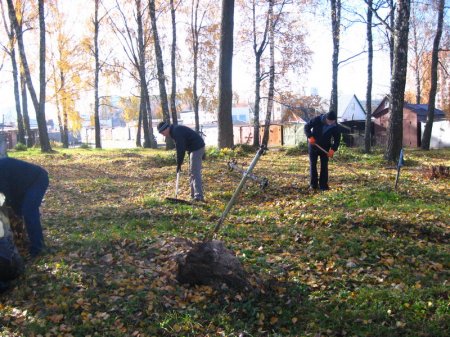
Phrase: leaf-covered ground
[{"left": 1, "top": 146, "right": 449, "bottom": 337}]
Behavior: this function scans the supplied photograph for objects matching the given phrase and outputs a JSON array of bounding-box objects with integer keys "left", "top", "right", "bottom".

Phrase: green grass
[{"left": 1, "top": 146, "right": 449, "bottom": 336}]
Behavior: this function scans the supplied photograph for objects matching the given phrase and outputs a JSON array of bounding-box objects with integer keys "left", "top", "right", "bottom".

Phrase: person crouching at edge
[{"left": 0, "top": 195, "right": 24, "bottom": 293}]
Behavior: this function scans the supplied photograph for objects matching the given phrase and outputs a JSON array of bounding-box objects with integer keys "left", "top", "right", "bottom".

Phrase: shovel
[{"left": 166, "top": 171, "right": 191, "bottom": 205}]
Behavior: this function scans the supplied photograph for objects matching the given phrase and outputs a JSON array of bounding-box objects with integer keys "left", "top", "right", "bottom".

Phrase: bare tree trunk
[
  {"left": 253, "top": 53, "right": 261, "bottom": 147},
  {"left": 388, "top": 0, "right": 395, "bottom": 73},
  {"left": 170, "top": 0, "right": 178, "bottom": 125},
  {"left": 37, "top": 0, "right": 51, "bottom": 152},
  {"left": 329, "top": 0, "right": 341, "bottom": 113},
  {"left": 218, "top": 0, "right": 234, "bottom": 149},
  {"left": 20, "top": 70, "right": 33, "bottom": 147},
  {"left": 145, "top": 89, "right": 157, "bottom": 148},
  {"left": 410, "top": 10, "right": 421, "bottom": 104},
  {"left": 191, "top": 0, "right": 200, "bottom": 133},
  {"left": 136, "top": 110, "right": 142, "bottom": 147},
  {"left": 364, "top": 0, "right": 373, "bottom": 153},
  {"left": 136, "top": 0, "right": 151, "bottom": 148},
  {"left": 94, "top": 0, "right": 102, "bottom": 148},
  {"left": 149, "top": 0, "right": 174, "bottom": 149},
  {"left": 9, "top": 29, "right": 25, "bottom": 145},
  {"left": 421, "top": 0, "right": 444, "bottom": 150},
  {"left": 385, "top": 0, "right": 411, "bottom": 162},
  {"left": 261, "top": 0, "right": 274, "bottom": 147},
  {"left": 55, "top": 91, "right": 64, "bottom": 145},
  {"left": 60, "top": 73, "right": 69, "bottom": 148},
  {"left": 251, "top": 0, "right": 269, "bottom": 147}
]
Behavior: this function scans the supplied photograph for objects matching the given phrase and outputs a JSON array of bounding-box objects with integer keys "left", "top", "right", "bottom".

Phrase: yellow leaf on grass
[{"left": 270, "top": 316, "right": 278, "bottom": 325}]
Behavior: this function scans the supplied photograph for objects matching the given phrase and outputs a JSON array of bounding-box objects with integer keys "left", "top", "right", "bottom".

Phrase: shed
[{"left": 372, "top": 97, "right": 447, "bottom": 147}]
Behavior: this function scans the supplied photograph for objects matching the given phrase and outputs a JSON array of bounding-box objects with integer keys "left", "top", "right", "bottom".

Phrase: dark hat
[
  {"left": 326, "top": 111, "right": 337, "bottom": 121},
  {"left": 157, "top": 121, "right": 170, "bottom": 133}
]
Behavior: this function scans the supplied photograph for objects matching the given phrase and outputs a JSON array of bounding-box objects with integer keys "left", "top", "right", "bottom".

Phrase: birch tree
[{"left": 329, "top": 0, "right": 341, "bottom": 114}]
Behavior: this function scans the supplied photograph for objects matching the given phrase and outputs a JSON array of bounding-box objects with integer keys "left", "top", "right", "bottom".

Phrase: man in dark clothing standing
[
  {"left": 304, "top": 111, "right": 341, "bottom": 191},
  {"left": 0, "top": 158, "right": 49, "bottom": 257},
  {"left": 0, "top": 203, "right": 24, "bottom": 293},
  {"left": 157, "top": 121, "right": 206, "bottom": 202}
]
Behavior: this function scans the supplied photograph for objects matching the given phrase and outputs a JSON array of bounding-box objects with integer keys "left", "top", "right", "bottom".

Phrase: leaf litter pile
[{"left": 1, "top": 147, "right": 449, "bottom": 337}]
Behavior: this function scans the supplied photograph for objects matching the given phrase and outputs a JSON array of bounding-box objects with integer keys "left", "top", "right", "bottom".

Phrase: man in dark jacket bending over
[
  {"left": 0, "top": 158, "right": 49, "bottom": 257},
  {"left": 304, "top": 111, "right": 341, "bottom": 191},
  {"left": 158, "top": 121, "right": 206, "bottom": 202}
]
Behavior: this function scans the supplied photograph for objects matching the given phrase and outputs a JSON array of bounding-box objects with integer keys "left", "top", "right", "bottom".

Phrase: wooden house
[{"left": 372, "top": 96, "right": 446, "bottom": 147}]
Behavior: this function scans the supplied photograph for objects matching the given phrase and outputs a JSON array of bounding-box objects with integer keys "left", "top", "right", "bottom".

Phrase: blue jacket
[
  {"left": 0, "top": 158, "right": 48, "bottom": 213},
  {"left": 304, "top": 114, "right": 341, "bottom": 152},
  {"left": 169, "top": 125, "right": 205, "bottom": 168}
]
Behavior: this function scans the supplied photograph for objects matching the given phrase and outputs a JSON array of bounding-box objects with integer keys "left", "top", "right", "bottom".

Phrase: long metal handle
[
  {"left": 175, "top": 171, "right": 180, "bottom": 199},
  {"left": 210, "top": 146, "right": 266, "bottom": 239}
]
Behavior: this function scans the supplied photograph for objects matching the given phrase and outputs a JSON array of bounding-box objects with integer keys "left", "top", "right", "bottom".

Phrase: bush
[
  {"left": 234, "top": 144, "right": 257, "bottom": 155},
  {"left": 79, "top": 143, "right": 91, "bottom": 149},
  {"left": 14, "top": 142, "right": 27, "bottom": 152},
  {"left": 285, "top": 142, "right": 308, "bottom": 156}
]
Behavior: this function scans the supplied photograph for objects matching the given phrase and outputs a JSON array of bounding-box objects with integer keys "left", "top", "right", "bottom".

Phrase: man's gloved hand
[
  {"left": 328, "top": 149, "right": 335, "bottom": 158},
  {"left": 308, "top": 136, "right": 316, "bottom": 145}
]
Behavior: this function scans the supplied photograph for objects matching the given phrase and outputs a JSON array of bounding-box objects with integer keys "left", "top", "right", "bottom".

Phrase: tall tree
[
  {"left": 149, "top": 0, "right": 174, "bottom": 149},
  {"left": 421, "top": 0, "right": 444, "bottom": 150},
  {"left": 0, "top": 1, "right": 25, "bottom": 144},
  {"left": 169, "top": 0, "right": 179, "bottom": 125},
  {"left": 109, "top": 0, "right": 156, "bottom": 148},
  {"left": 364, "top": 0, "right": 373, "bottom": 153},
  {"left": 190, "top": 0, "right": 202, "bottom": 132},
  {"left": 385, "top": 0, "right": 411, "bottom": 162},
  {"left": 249, "top": 0, "right": 269, "bottom": 147},
  {"left": 261, "top": 0, "right": 274, "bottom": 146},
  {"left": 6, "top": 0, "right": 52, "bottom": 152},
  {"left": 20, "top": 66, "right": 33, "bottom": 146},
  {"left": 329, "top": 0, "right": 341, "bottom": 114},
  {"left": 93, "top": 0, "right": 102, "bottom": 148},
  {"left": 37, "top": 0, "right": 51, "bottom": 151},
  {"left": 217, "top": 0, "right": 234, "bottom": 149}
]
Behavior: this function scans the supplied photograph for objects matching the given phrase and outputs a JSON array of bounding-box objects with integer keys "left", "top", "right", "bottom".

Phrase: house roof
[
  {"left": 338, "top": 94, "right": 366, "bottom": 122},
  {"left": 404, "top": 103, "right": 446, "bottom": 122},
  {"left": 372, "top": 97, "right": 446, "bottom": 122}
]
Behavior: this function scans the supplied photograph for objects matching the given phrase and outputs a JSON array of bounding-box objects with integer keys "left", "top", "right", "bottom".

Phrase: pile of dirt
[{"left": 176, "top": 240, "right": 250, "bottom": 291}]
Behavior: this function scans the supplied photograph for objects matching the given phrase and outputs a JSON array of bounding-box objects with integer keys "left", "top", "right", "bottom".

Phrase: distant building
[{"left": 372, "top": 96, "right": 448, "bottom": 148}]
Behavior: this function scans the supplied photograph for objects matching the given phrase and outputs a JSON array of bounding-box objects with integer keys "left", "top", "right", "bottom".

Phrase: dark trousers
[
  {"left": 309, "top": 147, "right": 329, "bottom": 189},
  {"left": 21, "top": 171, "right": 49, "bottom": 255}
]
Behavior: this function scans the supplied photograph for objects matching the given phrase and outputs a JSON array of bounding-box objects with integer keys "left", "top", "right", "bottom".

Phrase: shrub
[
  {"left": 79, "top": 143, "right": 91, "bottom": 149},
  {"left": 285, "top": 141, "right": 308, "bottom": 156},
  {"left": 14, "top": 142, "right": 27, "bottom": 151}
]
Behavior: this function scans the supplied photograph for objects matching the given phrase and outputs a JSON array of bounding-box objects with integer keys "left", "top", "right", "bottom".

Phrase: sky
[{"left": 0, "top": 2, "right": 392, "bottom": 124}]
